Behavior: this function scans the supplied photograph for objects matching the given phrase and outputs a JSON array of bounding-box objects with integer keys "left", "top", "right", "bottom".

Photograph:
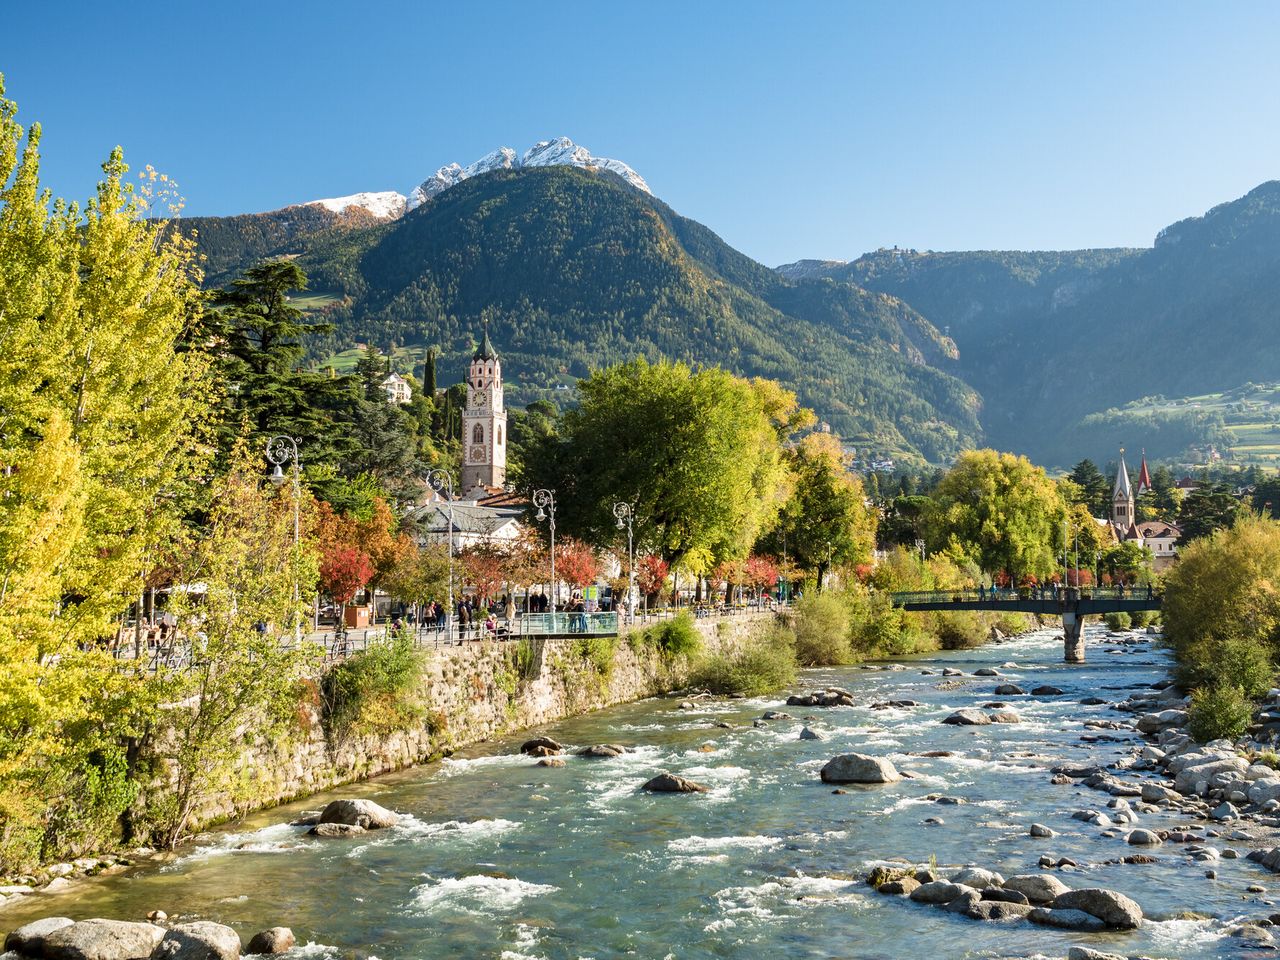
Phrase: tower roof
[
  {"left": 1113, "top": 450, "right": 1133, "bottom": 501},
  {"left": 473, "top": 323, "right": 498, "bottom": 361},
  {"left": 1137, "top": 450, "right": 1152, "bottom": 494}
]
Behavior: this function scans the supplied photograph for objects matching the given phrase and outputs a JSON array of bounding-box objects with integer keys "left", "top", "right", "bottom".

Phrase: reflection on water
[{"left": 1, "top": 627, "right": 1267, "bottom": 958}]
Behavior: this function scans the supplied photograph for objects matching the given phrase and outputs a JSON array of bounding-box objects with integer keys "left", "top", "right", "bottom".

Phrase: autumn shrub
[
  {"left": 692, "top": 626, "right": 797, "bottom": 696},
  {"left": 1104, "top": 612, "right": 1133, "bottom": 632},
  {"left": 1130, "top": 610, "right": 1153, "bottom": 630},
  {"left": 933, "top": 611, "right": 986, "bottom": 650},
  {"left": 322, "top": 633, "right": 423, "bottom": 740},
  {"left": 641, "top": 611, "right": 702, "bottom": 659},
  {"left": 792, "top": 592, "right": 853, "bottom": 665},
  {"left": 1187, "top": 683, "right": 1254, "bottom": 743},
  {"left": 992, "top": 612, "right": 1031, "bottom": 635},
  {"left": 573, "top": 636, "right": 617, "bottom": 676}
]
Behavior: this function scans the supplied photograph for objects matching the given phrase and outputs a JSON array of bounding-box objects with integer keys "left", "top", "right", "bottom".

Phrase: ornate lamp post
[
  {"left": 613, "top": 501, "right": 636, "bottom": 622},
  {"left": 267, "top": 435, "right": 301, "bottom": 642},
  {"left": 424, "top": 469, "right": 455, "bottom": 638},
  {"left": 533, "top": 489, "right": 557, "bottom": 614}
]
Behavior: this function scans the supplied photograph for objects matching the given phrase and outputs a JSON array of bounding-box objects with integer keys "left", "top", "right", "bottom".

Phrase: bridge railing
[{"left": 889, "top": 586, "right": 1159, "bottom": 606}]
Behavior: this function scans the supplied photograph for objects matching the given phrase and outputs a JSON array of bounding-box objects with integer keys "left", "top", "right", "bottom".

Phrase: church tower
[
  {"left": 461, "top": 325, "right": 507, "bottom": 497},
  {"left": 1111, "top": 449, "right": 1135, "bottom": 532}
]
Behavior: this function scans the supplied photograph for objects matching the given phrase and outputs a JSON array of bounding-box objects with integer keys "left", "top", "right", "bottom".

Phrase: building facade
[
  {"left": 461, "top": 327, "right": 508, "bottom": 497},
  {"left": 1110, "top": 450, "right": 1181, "bottom": 572}
]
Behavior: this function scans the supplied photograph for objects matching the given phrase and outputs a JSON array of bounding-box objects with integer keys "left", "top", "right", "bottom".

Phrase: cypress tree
[{"left": 423, "top": 348, "right": 437, "bottom": 397}]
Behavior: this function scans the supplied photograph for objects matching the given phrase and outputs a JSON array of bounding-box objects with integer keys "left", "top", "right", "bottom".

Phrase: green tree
[
  {"left": 205, "top": 260, "right": 351, "bottom": 466},
  {"left": 149, "top": 447, "right": 319, "bottom": 846},
  {"left": 1178, "top": 482, "right": 1246, "bottom": 542},
  {"left": 1101, "top": 540, "right": 1153, "bottom": 585},
  {"left": 929, "top": 450, "right": 1067, "bottom": 581},
  {"left": 1162, "top": 514, "right": 1280, "bottom": 696},
  {"left": 1067, "top": 459, "right": 1110, "bottom": 515},
  {"left": 525, "top": 359, "right": 796, "bottom": 573},
  {"left": 343, "top": 347, "right": 420, "bottom": 493},
  {"left": 760, "top": 433, "right": 876, "bottom": 589}
]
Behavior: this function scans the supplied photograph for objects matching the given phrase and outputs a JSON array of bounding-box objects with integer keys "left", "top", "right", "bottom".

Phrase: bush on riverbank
[
  {"left": 1104, "top": 612, "right": 1132, "bottom": 632},
  {"left": 1163, "top": 515, "right": 1280, "bottom": 696},
  {"left": 691, "top": 625, "right": 797, "bottom": 696},
  {"left": 1188, "top": 682, "right": 1254, "bottom": 742},
  {"left": 792, "top": 593, "right": 854, "bottom": 665},
  {"left": 322, "top": 633, "right": 424, "bottom": 741},
  {"left": 633, "top": 611, "right": 702, "bottom": 659}
]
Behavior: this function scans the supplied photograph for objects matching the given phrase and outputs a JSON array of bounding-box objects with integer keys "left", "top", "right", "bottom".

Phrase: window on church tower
[
  {"left": 497, "top": 425, "right": 503, "bottom": 445},
  {"left": 473, "top": 424, "right": 484, "bottom": 444}
]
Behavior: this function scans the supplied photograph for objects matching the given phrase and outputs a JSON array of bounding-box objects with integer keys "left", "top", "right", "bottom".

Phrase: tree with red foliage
[
  {"left": 744, "top": 554, "right": 779, "bottom": 597},
  {"left": 461, "top": 545, "right": 505, "bottom": 603},
  {"left": 319, "top": 545, "right": 374, "bottom": 636},
  {"left": 556, "top": 538, "right": 600, "bottom": 589},
  {"left": 637, "top": 554, "right": 670, "bottom": 606}
]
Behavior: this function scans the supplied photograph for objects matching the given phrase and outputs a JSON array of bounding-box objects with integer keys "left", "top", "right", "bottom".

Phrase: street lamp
[
  {"left": 424, "top": 468, "right": 455, "bottom": 639},
  {"left": 613, "top": 501, "right": 636, "bottom": 622},
  {"left": 533, "top": 489, "right": 557, "bottom": 615},
  {"left": 266, "top": 435, "right": 301, "bottom": 642}
]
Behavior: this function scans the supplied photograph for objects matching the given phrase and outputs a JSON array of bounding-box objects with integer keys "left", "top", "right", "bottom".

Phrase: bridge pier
[{"left": 1063, "top": 611, "right": 1085, "bottom": 663}]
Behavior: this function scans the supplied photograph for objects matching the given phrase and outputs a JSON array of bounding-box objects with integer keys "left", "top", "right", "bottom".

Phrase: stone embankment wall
[{"left": 169, "top": 614, "right": 773, "bottom": 830}]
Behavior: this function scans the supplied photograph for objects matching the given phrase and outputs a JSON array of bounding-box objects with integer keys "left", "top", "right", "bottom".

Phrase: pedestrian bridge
[
  {"left": 517, "top": 612, "right": 619, "bottom": 638},
  {"left": 888, "top": 587, "right": 1161, "bottom": 663}
]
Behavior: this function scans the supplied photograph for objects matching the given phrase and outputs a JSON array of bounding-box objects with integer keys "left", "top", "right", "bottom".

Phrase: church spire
[
  {"left": 473, "top": 320, "right": 498, "bottom": 361},
  {"left": 1137, "top": 448, "right": 1152, "bottom": 494}
]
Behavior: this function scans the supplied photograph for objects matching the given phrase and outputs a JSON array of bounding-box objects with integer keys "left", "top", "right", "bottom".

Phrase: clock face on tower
[
  {"left": 474, "top": 393, "right": 486, "bottom": 408},
  {"left": 470, "top": 445, "right": 485, "bottom": 462}
]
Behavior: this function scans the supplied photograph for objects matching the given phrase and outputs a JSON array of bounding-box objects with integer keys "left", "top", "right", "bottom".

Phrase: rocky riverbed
[{"left": 5, "top": 624, "right": 1280, "bottom": 959}]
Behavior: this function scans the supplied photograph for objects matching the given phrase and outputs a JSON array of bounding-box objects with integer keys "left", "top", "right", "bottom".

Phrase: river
[{"left": 2, "top": 625, "right": 1268, "bottom": 959}]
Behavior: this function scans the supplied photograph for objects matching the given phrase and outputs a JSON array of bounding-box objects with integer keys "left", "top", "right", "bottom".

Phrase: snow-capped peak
[
  {"left": 299, "top": 190, "right": 407, "bottom": 220},
  {"left": 405, "top": 137, "right": 648, "bottom": 211}
]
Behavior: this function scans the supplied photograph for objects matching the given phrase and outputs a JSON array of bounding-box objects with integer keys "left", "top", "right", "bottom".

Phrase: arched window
[
  {"left": 473, "top": 424, "right": 484, "bottom": 444},
  {"left": 497, "top": 424, "right": 503, "bottom": 445}
]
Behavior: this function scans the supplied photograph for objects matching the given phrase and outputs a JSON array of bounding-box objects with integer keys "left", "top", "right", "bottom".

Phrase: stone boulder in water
[
  {"left": 520, "top": 737, "right": 563, "bottom": 756},
  {"left": 819, "top": 753, "right": 901, "bottom": 784},
  {"left": 641, "top": 773, "right": 708, "bottom": 793},
  {"left": 317, "top": 798, "right": 399, "bottom": 829},
  {"left": 39, "top": 920, "right": 165, "bottom": 960},
  {"left": 942, "top": 709, "right": 991, "bottom": 726},
  {"left": 576, "top": 744, "right": 627, "bottom": 758},
  {"left": 153, "top": 922, "right": 242, "bottom": 960},
  {"left": 5, "top": 918, "right": 75, "bottom": 957},
  {"left": 245, "top": 929, "right": 295, "bottom": 956},
  {"left": 1050, "top": 888, "right": 1143, "bottom": 929}
]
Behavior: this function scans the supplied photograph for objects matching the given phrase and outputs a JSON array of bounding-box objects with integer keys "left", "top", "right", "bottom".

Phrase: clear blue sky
[{"left": 4, "top": 1, "right": 1278, "bottom": 265}]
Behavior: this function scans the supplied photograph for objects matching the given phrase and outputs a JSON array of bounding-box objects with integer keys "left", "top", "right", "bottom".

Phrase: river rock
[
  {"left": 40, "top": 920, "right": 165, "bottom": 960},
  {"left": 877, "top": 876, "right": 920, "bottom": 895},
  {"left": 762, "top": 710, "right": 794, "bottom": 720},
  {"left": 536, "top": 757, "right": 566, "bottom": 767},
  {"left": 1127, "top": 828, "right": 1162, "bottom": 845},
  {"left": 1029, "top": 823, "right": 1055, "bottom": 838},
  {"left": 153, "top": 922, "right": 242, "bottom": 960},
  {"left": 950, "top": 867, "right": 1004, "bottom": 888},
  {"left": 1051, "top": 888, "right": 1143, "bottom": 928},
  {"left": 1136, "top": 709, "right": 1188, "bottom": 734},
  {"left": 317, "top": 798, "right": 399, "bottom": 829},
  {"left": 909, "top": 881, "right": 976, "bottom": 904},
  {"left": 1003, "top": 873, "right": 1070, "bottom": 904},
  {"left": 245, "top": 928, "right": 294, "bottom": 956},
  {"left": 798, "top": 726, "right": 825, "bottom": 741},
  {"left": 1031, "top": 685, "right": 1065, "bottom": 696},
  {"left": 1067, "top": 949, "right": 1126, "bottom": 960},
  {"left": 942, "top": 889, "right": 983, "bottom": 915},
  {"left": 942, "top": 668, "right": 965, "bottom": 677},
  {"left": 309, "top": 822, "right": 366, "bottom": 838},
  {"left": 981, "top": 887, "right": 1029, "bottom": 904},
  {"left": 943, "top": 709, "right": 991, "bottom": 726},
  {"left": 988, "top": 710, "right": 1021, "bottom": 723},
  {"left": 641, "top": 773, "right": 708, "bottom": 793},
  {"left": 993, "top": 684, "right": 1025, "bottom": 696},
  {"left": 974, "top": 668, "right": 1000, "bottom": 677},
  {"left": 5, "top": 918, "right": 74, "bottom": 956},
  {"left": 819, "top": 753, "right": 901, "bottom": 784},
  {"left": 520, "top": 737, "right": 563, "bottom": 756},
  {"left": 1027, "top": 907, "right": 1107, "bottom": 931},
  {"left": 1140, "top": 782, "right": 1181, "bottom": 803},
  {"left": 577, "top": 744, "right": 626, "bottom": 758}
]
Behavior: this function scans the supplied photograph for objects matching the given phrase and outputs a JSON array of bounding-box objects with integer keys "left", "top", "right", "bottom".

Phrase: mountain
[
  {"left": 779, "top": 182, "right": 1280, "bottom": 466},
  {"left": 185, "top": 164, "right": 981, "bottom": 463},
  {"left": 406, "top": 137, "right": 650, "bottom": 210}
]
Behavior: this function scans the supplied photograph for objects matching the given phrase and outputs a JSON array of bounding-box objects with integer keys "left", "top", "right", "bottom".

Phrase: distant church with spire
[{"left": 1108, "top": 449, "right": 1181, "bottom": 571}]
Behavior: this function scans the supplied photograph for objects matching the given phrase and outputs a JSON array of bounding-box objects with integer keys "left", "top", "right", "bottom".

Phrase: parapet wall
[{"left": 160, "top": 613, "right": 774, "bottom": 831}]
